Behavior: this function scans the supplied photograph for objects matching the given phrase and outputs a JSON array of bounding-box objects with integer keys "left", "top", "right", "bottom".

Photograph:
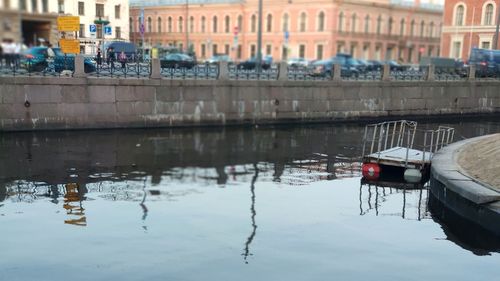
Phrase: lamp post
[
  {"left": 94, "top": 17, "right": 110, "bottom": 57},
  {"left": 186, "top": 0, "right": 190, "bottom": 54},
  {"left": 256, "top": 0, "right": 263, "bottom": 73},
  {"left": 494, "top": 3, "right": 500, "bottom": 49}
]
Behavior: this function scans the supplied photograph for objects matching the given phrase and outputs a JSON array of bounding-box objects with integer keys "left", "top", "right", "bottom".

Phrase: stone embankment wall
[{"left": 0, "top": 77, "right": 499, "bottom": 131}]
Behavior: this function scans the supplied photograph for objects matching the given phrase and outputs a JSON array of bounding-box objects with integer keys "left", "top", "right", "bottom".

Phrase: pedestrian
[
  {"left": 107, "top": 47, "right": 116, "bottom": 69},
  {"left": 96, "top": 48, "right": 102, "bottom": 66},
  {"left": 119, "top": 51, "right": 127, "bottom": 69}
]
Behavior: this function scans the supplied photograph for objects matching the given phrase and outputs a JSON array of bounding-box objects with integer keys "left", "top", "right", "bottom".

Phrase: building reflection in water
[{"left": 63, "top": 183, "right": 87, "bottom": 227}]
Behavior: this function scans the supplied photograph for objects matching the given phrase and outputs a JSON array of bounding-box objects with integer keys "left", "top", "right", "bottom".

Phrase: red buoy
[{"left": 362, "top": 163, "right": 381, "bottom": 180}]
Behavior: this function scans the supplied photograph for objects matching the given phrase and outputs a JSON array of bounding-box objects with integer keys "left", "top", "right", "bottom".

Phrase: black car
[
  {"left": 368, "top": 60, "right": 383, "bottom": 71},
  {"left": 310, "top": 55, "right": 360, "bottom": 78},
  {"left": 384, "top": 60, "right": 406, "bottom": 71},
  {"left": 237, "top": 56, "right": 272, "bottom": 70},
  {"left": 160, "top": 53, "right": 196, "bottom": 69}
]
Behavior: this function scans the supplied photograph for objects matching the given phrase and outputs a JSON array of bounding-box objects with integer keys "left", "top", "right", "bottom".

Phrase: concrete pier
[{"left": 431, "top": 134, "right": 500, "bottom": 236}]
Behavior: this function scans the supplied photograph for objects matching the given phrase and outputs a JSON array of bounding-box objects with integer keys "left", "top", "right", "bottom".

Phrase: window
[
  {"left": 201, "top": 44, "right": 206, "bottom": 57},
  {"left": 179, "top": 43, "right": 183, "bottom": 51},
  {"left": 19, "top": 0, "right": 25, "bottom": 11},
  {"left": 147, "top": 17, "right": 152, "bottom": 32},
  {"left": 31, "top": 0, "right": 37, "bottom": 12},
  {"left": 168, "top": 17, "right": 172, "bottom": 32},
  {"left": 115, "top": 5, "right": 120, "bottom": 19},
  {"left": 179, "top": 16, "right": 183, "bottom": 33},
  {"left": 212, "top": 44, "right": 218, "bottom": 55},
  {"left": 266, "top": 44, "right": 272, "bottom": 55},
  {"left": 250, "top": 44, "right": 256, "bottom": 57},
  {"left": 482, "top": 41, "right": 491, "bottom": 49},
  {"left": 429, "top": 22, "right": 434, "bottom": 37},
  {"left": 96, "top": 24, "right": 103, "bottom": 39},
  {"left": 410, "top": 20, "right": 415, "bottom": 37},
  {"left": 400, "top": 19, "right": 405, "bottom": 36},
  {"left": 420, "top": 21, "right": 425, "bottom": 38},
  {"left": 351, "top": 13, "right": 357, "bottom": 33},
  {"left": 237, "top": 45, "right": 242, "bottom": 59},
  {"left": 318, "top": 11, "right": 325, "bottom": 31},
  {"left": 225, "top": 44, "right": 230, "bottom": 55},
  {"left": 283, "top": 13, "right": 289, "bottom": 32},
  {"left": 299, "top": 44, "right": 305, "bottom": 58},
  {"left": 157, "top": 17, "right": 162, "bottom": 33},
  {"left": 190, "top": 16, "right": 194, "bottom": 32},
  {"left": 300, "top": 12, "right": 307, "bottom": 32},
  {"left": 78, "top": 1, "right": 84, "bottom": 15},
  {"left": 376, "top": 15, "right": 382, "bottom": 34},
  {"left": 57, "top": 0, "right": 64, "bottom": 13},
  {"left": 225, "top": 15, "right": 230, "bottom": 33},
  {"left": 116, "top": 26, "right": 121, "bottom": 38},
  {"left": 484, "top": 3, "right": 494, "bottom": 25},
  {"left": 4, "top": 0, "right": 10, "bottom": 9},
  {"left": 338, "top": 12, "right": 344, "bottom": 32},
  {"left": 201, "top": 16, "right": 206, "bottom": 32},
  {"left": 79, "top": 24, "right": 85, "bottom": 37},
  {"left": 129, "top": 17, "right": 133, "bottom": 32},
  {"left": 452, "top": 41, "right": 461, "bottom": 58},
  {"left": 316, "top": 44, "right": 323, "bottom": 60},
  {"left": 455, "top": 5, "right": 464, "bottom": 26},
  {"left": 42, "top": 0, "right": 48, "bottom": 12},
  {"left": 364, "top": 15, "right": 370, "bottom": 34},
  {"left": 388, "top": 17, "right": 393, "bottom": 35},
  {"left": 213, "top": 16, "right": 218, "bottom": 33},
  {"left": 237, "top": 15, "right": 243, "bottom": 32},
  {"left": 266, "top": 14, "right": 272, "bottom": 32},
  {"left": 251, "top": 14, "right": 256, "bottom": 32},
  {"left": 96, "top": 4, "right": 104, "bottom": 17}
]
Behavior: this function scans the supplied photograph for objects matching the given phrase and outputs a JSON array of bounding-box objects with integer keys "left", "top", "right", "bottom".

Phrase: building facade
[
  {"left": 441, "top": 0, "right": 500, "bottom": 61},
  {"left": 0, "top": 0, "right": 129, "bottom": 54},
  {"left": 129, "top": 0, "right": 443, "bottom": 63}
]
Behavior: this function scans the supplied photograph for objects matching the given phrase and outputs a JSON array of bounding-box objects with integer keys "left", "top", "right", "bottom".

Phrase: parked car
[
  {"left": 419, "top": 56, "right": 467, "bottom": 77},
  {"left": 206, "top": 54, "right": 232, "bottom": 64},
  {"left": 310, "top": 55, "right": 360, "bottom": 78},
  {"left": 287, "top": 57, "right": 309, "bottom": 67},
  {"left": 384, "top": 60, "right": 406, "bottom": 71},
  {"left": 468, "top": 48, "right": 500, "bottom": 77},
  {"left": 368, "top": 60, "right": 383, "bottom": 71},
  {"left": 237, "top": 56, "right": 272, "bottom": 70},
  {"left": 20, "top": 47, "right": 95, "bottom": 73},
  {"left": 160, "top": 53, "right": 196, "bottom": 68}
]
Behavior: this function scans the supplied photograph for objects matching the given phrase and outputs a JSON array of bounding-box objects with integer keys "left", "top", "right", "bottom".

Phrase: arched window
[
  {"left": 147, "top": 17, "right": 152, "bottom": 32},
  {"left": 318, "top": 11, "right": 325, "bottom": 31},
  {"left": 283, "top": 13, "right": 289, "bottom": 32},
  {"left": 484, "top": 3, "right": 494, "bottom": 25},
  {"left": 251, "top": 14, "right": 256, "bottom": 32},
  {"left": 420, "top": 20, "right": 425, "bottom": 37},
  {"left": 410, "top": 20, "right": 415, "bottom": 36},
  {"left": 168, "top": 17, "right": 172, "bottom": 32},
  {"left": 201, "top": 16, "right": 206, "bottom": 33},
  {"left": 129, "top": 17, "right": 133, "bottom": 32},
  {"left": 190, "top": 16, "right": 194, "bottom": 32},
  {"left": 376, "top": 15, "right": 382, "bottom": 34},
  {"left": 266, "top": 14, "right": 273, "bottom": 32},
  {"left": 225, "top": 15, "right": 230, "bottom": 33},
  {"left": 157, "top": 17, "right": 162, "bottom": 33},
  {"left": 388, "top": 17, "right": 393, "bottom": 35},
  {"left": 237, "top": 15, "right": 243, "bottom": 32},
  {"left": 179, "top": 16, "right": 183, "bottom": 33},
  {"left": 429, "top": 21, "right": 434, "bottom": 37},
  {"left": 400, "top": 18, "right": 405, "bottom": 36},
  {"left": 351, "top": 13, "right": 357, "bottom": 33},
  {"left": 338, "top": 12, "right": 344, "bottom": 32},
  {"left": 213, "top": 16, "right": 218, "bottom": 33},
  {"left": 300, "top": 12, "right": 307, "bottom": 32},
  {"left": 455, "top": 5, "right": 465, "bottom": 26},
  {"left": 364, "top": 15, "right": 370, "bottom": 33}
]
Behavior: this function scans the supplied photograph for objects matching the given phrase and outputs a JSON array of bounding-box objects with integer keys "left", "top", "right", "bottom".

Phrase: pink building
[{"left": 129, "top": 0, "right": 443, "bottom": 63}]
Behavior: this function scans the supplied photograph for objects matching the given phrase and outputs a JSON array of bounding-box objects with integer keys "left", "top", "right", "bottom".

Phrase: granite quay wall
[{"left": 0, "top": 76, "right": 499, "bottom": 131}]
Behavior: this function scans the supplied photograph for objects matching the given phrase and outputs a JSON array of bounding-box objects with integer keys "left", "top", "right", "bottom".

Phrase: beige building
[
  {"left": 0, "top": 0, "right": 129, "bottom": 54},
  {"left": 129, "top": 0, "right": 443, "bottom": 63}
]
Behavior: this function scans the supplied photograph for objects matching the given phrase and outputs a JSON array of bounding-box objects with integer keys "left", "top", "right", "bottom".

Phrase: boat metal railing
[
  {"left": 361, "top": 120, "right": 418, "bottom": 159},
  {"left": 419, "top": 126, "right": 455, "bottom": 163}
]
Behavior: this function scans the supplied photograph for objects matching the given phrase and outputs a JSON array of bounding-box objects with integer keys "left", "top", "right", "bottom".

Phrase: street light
[
  {"left": 256, "top": 0, "right": 263, "bottom": 73},
  {"left": 494, "top": 3, "right": 500, "bottom": 49},
  {"left": 94, "top": 17, "right": 110, "bottom": 56}
]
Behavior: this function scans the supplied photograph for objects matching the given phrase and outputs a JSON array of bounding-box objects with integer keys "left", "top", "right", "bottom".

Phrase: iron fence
[
  {"left": 161, "top": 63, "right": 219, "bottom": 80},
  {"left": 228, "top": 63, "right": 279, "bottom": 80},
  {"left": 87, "top": 61, "right": 151, "bottom": 78},
  {"left": 0, "top": 57, "right": 75, "bottom": 77}
]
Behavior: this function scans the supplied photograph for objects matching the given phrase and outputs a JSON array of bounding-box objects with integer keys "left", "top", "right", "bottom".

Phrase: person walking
[
  {"left": 107, "top": 47, "right": 116, "bottom": 70},
  {"left": 119, "top": 51, "right": 127, "bottom": 69},
  {"left": 96, "top": 48, "right": 102, "bottom": 66}
]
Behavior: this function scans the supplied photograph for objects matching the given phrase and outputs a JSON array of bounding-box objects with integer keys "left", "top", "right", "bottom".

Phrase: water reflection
[{"left": 242, "top": 164, "right": 259, "bottom": 264}]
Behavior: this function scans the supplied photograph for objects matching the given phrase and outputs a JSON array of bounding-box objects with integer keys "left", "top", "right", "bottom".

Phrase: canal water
[{"left": 1, "top": 118, "right": 499, "bottom": 281}]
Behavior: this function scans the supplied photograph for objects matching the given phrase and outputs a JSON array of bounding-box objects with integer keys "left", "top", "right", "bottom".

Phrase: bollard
[
  {"left": 468, "top": 64, "right": 476, "bottom": 80},
  {"left": 426, "top": 64, "right": 435, "bottom": 81},
  {"left": 219, "top": 60, "right": 229, "bottom": 80},
  {"left": 150, "top": 58, "right": 161, "bottom": 79},
  {"left": 333, "top": 63, "right": 341, "bottom": 81},
  {"left": 278, "top": 61, "right": 288, "bottom": 81},
  {"left": 73, "top": 54, "right": 87, "bottom": 78},
  {"left": 382, "top": 64, "right": 391, "bottom": 81}
]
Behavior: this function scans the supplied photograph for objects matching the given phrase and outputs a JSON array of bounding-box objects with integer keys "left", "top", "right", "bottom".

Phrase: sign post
[{"left": 57, "top": 16, "right": 80, "bottom": 55}]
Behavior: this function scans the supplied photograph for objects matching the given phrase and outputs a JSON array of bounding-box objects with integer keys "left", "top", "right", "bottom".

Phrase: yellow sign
[
  {"left": 57, "top": 16, "right": 80, "bottom": 31},
  {"left": 59, "top": 39, "right": 80, "bottom": 54}
]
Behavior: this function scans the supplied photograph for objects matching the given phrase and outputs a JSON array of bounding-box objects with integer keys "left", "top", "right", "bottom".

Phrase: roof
[{"left": 130, "top": 0, "right": 244, "bottom": 7}]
